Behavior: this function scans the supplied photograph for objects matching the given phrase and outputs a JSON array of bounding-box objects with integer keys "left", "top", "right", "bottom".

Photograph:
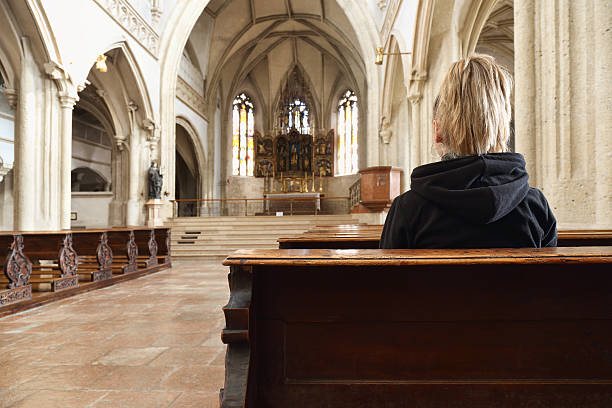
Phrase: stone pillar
[
  {"left": 13, "top": 38, "right": 36, "bottom": 231},
  {"left": 58, "top": 94, "right": 76, "bottom": 230},
  {"left": 514, "top": 0, "right": 612, "bottom": 228},
  {"left": 126, "top": 102, "right": 141, "bottom": 226},
  {"left": 408, "top": 95, "right": 422, "bottom": 172}
]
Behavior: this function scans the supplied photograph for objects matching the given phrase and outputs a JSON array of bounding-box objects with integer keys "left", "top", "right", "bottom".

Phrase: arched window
[
  {"left": 337, "top": 90, "right": 358, "bottom": 174},
  {"left": 283, "top": 99, "right": 310, "bottom": 135},
  {"left": 71, "top": 167, "right": 110, "bottom": 192},
  {"left": 232, "top": 93, "right": 255, "bottom": 176}
]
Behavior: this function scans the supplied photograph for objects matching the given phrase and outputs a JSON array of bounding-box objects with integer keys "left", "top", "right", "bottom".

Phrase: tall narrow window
[
  {"left": 232, "top": 93, "right": 254, "bottom": 176},
  {"left": 283, "top": 99, "right": 310, "bottom": 135},
  {"left": 337, "top": 90, "right": 358, "bottom": 174}
]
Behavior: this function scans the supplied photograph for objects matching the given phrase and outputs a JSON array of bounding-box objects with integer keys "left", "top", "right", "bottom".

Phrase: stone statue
[
  {"left": 148, "top": 161, "right": 163, "bottom": 199},
  {"left": 380, "top": 117, "right": 392, "bottom": 144}
]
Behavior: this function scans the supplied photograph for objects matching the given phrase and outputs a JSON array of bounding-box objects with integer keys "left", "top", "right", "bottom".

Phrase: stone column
[
  {"left": 514, "top": 0, "right": 537, "bottom": 180},
  {"left": 58, "top": 94, "right": 76, "bottom": 230},
  {"left": 408, "top": 95, "right": 422, "bottom": 171},
  {"left": 126, "top": 102, "right": 141, "bottom": 226},
  {"left": 13, "top": 38, "right": 36, "bottom": 231},
  {"left": 514, "top": 0, "right": 612, "bottom": 228}
]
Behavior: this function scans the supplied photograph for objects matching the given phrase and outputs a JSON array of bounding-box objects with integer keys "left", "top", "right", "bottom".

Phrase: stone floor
[{"left": 0, "top": 260, "right": 228, "bottom": 408}]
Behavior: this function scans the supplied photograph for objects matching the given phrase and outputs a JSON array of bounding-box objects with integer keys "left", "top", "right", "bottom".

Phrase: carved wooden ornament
[
  {"left": 4, "top": 235, "right": 32, "bottom": 289},
  {"left": 96, "top": 231, "right": 113, "bottom": 270},
  {"left": 127, "top": 231, "right": 138, "bottom": 265},
  {"left": 59, "top": 233, "right": 79, "bottom": 277},
  {"left": 148, "top": 229, "right": 158, "bottom": 259}
]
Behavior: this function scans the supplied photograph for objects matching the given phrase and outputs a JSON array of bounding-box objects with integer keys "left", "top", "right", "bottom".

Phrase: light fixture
[
  {"left": 375, "top": 46, "right": 412, "bottom": 65},
  {"left": 96, "top": 54, "right": 108, "bottom": 73}
]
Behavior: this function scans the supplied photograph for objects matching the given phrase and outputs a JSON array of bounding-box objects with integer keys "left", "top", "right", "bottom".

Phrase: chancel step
[{"left": 167, "top": 215, "right": 358, "bottom": 259}]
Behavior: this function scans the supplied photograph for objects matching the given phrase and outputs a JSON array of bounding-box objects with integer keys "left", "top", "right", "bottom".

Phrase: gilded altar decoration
[{"left": 254, "top": 66, "right": 334, "bottom": 179}]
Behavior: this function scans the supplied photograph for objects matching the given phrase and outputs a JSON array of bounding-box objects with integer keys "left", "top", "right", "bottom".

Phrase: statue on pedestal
[{"left": 148, "top": 161, "right": 163, "bottom": 199}]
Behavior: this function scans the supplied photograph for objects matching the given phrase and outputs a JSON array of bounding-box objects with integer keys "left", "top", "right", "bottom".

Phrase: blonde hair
[{"left": 434, "top": 54, "right": 513, "bottom": 157}]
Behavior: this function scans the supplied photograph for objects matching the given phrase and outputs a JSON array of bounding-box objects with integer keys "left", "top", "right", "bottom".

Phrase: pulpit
[{"left": 358, "top": 166, "right": 402, "bottom": 212}]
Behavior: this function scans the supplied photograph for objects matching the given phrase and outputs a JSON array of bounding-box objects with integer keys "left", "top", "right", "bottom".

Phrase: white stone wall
[{"left": 71, "top": 192, "right": 113, "bottom": 228}]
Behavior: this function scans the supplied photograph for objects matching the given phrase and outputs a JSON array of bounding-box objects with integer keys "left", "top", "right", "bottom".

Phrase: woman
[{"left": 380, "top": 55, "right": 557, "bottom": 249}]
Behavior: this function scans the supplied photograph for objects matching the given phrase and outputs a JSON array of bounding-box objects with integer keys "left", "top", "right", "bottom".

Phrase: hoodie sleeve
[
  {"left": 541, "top": 201, "right": 558, "bottom": 247},
  {"left": 379, "top": 197, "right": 411, "bottom": 249},
  {"left": 530, "top": 188, "right": 558, "bottom": 247}
]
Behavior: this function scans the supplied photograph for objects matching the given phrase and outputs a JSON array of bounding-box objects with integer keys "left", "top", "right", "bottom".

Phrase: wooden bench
[
  {"left": 1, "top": 232, "right": 80, "bottom": 292},
  {"left": 278, "top": 225, "right": 612, "bottom": 249},
  {"left": 220, "top": 247, "right": 612, "bottom": 407}
]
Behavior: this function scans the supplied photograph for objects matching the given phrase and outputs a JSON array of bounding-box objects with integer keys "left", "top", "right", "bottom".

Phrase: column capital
[
  {"left": 408, "top": 93, "right": 422, "bottom": 105},
  {"left": 2, "top": 88, "right": 18, "bottom": 110},
  {"left": 44, "top": 61, "right": 80, "bottom": 102},
  {"left": 58, "top": 92, "right": 77, "bottom": 109}
]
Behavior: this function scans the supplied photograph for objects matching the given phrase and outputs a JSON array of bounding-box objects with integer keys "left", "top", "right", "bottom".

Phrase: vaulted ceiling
[
  {"left": 476, "top": 0, "right": 514, "bottom": 72},
  {"left": 186, "top": 0, "right": 367, "bottom": 131}
]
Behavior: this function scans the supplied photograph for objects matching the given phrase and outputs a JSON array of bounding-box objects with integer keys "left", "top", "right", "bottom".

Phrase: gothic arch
[
  {"left": 175, "top": 115, "right": 207, "bottom": 183},
  {"left": 158, "top": 0, "right": 380, "bottom": 200}
]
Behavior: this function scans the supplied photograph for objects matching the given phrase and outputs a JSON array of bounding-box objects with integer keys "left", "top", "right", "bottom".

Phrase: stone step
[{"left": 167, "top": 214, "right": 359, "bottom": 259}]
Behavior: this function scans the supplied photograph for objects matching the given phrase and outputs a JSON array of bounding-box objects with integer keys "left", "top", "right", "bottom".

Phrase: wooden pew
[
  {"left": 107, "top": 229, "right": 140, "bottom": 274},
  {"left": 0, "top": 232, "right": 80, "bottom": 292},
  {"left": 70, "top": 230, "right": 114, "bottom": 282},
  {"left": 220, "top": 247, "right": 612, "bottom": 408},
  {"left": 154, "top": 227, "right": 172, "bottom": 265},
  {"left": 278, "top": 225, "right": 612, "bottom": 249},
  {"left": 0, "top": 234, "right": 33, "bottom": 306}
]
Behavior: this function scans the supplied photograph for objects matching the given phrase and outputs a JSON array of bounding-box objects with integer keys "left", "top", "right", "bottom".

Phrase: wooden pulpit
[{"left": 358, "top": 166, "right": 402, "bottom": 212}]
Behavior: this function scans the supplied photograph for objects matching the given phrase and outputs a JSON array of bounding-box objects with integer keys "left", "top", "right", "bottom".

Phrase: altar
[{"left": 264, "top": 193, "right": 322, "bottom": 215}]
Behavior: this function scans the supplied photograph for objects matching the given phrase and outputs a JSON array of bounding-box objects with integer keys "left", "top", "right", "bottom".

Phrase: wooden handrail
[
  {"left": 172, "top": 196, "right": 352, "bottom": 217},
  {"left": 170, "top": 196, "right": 350, "bottom": 203}
]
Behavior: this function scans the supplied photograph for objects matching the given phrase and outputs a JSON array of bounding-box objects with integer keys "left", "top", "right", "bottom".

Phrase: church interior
[{"left": 0, "top": 0, "right": 610, "bottom": 407}]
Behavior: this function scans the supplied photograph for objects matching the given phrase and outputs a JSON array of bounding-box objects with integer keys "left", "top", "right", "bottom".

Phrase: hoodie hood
[{"left": 410, "top": 153, "right": 530, "bottom": 224}]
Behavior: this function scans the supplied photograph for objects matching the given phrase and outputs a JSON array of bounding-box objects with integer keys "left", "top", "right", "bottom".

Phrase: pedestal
[
  {"left": 357, "top": 166, "right": 402, "bottom": 212},
  {"left": 146, "top": 199, "right": 164, "bottom": 227}
]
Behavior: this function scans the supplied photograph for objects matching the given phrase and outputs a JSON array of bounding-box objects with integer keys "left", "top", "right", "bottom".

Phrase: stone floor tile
[
  {"left": 11, "top": 390, "right": 106, "bottom": 408},
  {"left": 17, "top": 364, "right": 111, "bottom": 390},
  {"left": 92, "top": 391, "right": 180, "bottom": 408},
  {"left": 94, "top": 347, "right": 168, "bottom": 366},
  {"left": 0, "top": 389, "right": 38, "bottom": 408},
  {"left": 156, "top": 366, "right": 225, "bottom": 392},
  {"left": 168, "top": 391, "right": 220, "bottom": 408},
  {"left": 148, "top": 346, "right": 219, "bottom": 367},
  {"left": 151, "top": 332, "right": 210, "bottom": 347},
  {"left": 0, "top": 364, "right": 51, "bottom": 389},
  {"left": 93, "top": 366, "right": 175, "bottom": 391}
]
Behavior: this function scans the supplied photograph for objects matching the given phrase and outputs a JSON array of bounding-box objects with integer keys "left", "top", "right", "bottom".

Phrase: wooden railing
[
  {"left": 349, "top": 177, "right": 361, "bottom": 210},
  {"left": 170, "top": 196, "right": 351, "bottom": 217}
]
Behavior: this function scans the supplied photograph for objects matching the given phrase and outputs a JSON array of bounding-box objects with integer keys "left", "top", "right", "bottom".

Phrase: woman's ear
[{"left": 433, "top": 120, "right": 443, "bottom": 144}]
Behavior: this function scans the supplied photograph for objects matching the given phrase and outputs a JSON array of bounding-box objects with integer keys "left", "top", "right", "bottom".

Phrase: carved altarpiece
[{"left": 254, "top": 129, "right": 334, "bottom": 178}]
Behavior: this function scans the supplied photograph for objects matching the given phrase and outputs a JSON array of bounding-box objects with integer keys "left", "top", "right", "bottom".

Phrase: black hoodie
[{"left": 379, "top": 153, "right": 557, "bottom": 249}]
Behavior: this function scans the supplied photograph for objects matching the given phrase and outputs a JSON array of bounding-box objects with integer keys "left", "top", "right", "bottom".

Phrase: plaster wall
[
  {"left": 71, "top": 192, "right": 113, "bottom": 228},
  {"left": 72, "top": 139, "right": 112, "bottom": 182}
]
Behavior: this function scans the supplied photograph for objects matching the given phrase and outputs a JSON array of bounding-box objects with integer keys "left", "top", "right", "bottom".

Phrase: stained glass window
[
  {"left": 232, "top": 93, "right": 254, "bottom": 176},
  {"left": 337, "top": 90, "right": 358, "bottom": 174},
  {"left": 283, "top": 99, "right": 310, "bottom": 135}
]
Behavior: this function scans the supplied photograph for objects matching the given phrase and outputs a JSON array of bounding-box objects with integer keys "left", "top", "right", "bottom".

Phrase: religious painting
[
  {"left": 313, "top": 130, "right": 334, "bottom": 177},
  {"left": 316, "top": 158, "right": 332, "bottom": 177},
  {"left": 275, "top": 136, "right": 289, "bottom": 173},
  {"left": 256, "top": 132, "right": 273, "bottom": 157},
  {"left": 255, "top": 159, "right": 274, "bottom": 178}
]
